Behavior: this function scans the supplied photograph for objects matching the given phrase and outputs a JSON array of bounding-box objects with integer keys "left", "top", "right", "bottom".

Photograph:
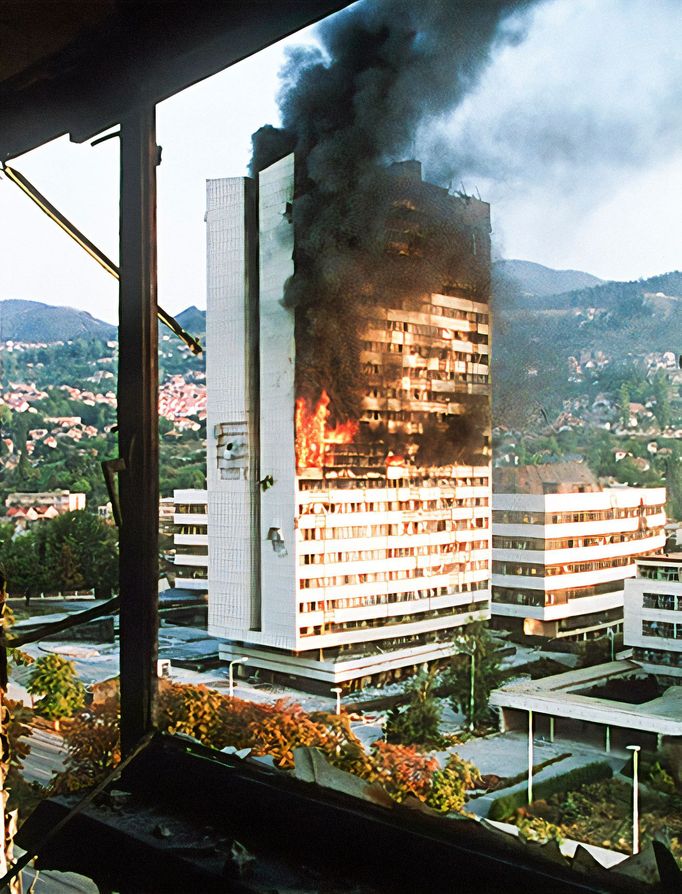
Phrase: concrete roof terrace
[{"left": 490, "top": 660, "right": 682, "bottom": 737}]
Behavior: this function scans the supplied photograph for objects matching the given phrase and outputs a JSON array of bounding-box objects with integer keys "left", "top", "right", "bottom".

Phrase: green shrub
[
  {"left": 648, "top": 761, "right": 676, "bottom": 795},
  {"left": 488, "top": 761, "right": 613, "bottom": 821},
  {"left": 28, "top": 653, "right": 85, "bottom": 721}
]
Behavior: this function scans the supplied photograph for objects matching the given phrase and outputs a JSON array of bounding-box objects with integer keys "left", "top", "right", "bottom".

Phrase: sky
[{"left": 0, "top": 0, "right": 680, "bottom": 325}]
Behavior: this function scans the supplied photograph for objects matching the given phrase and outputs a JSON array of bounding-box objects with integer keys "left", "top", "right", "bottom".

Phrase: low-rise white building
[
  {"left": 625, "top": 554, "right": 682, "bottom": 681},
  {"left": 491, "top": 463, "right": 666, "bottom": 639},
  {"left": 173, "top": 489, "right": 208, "bottom": 592}
]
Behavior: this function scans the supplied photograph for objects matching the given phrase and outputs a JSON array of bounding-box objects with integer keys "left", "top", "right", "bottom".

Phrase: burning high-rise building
[{"left": 206, "top": 154, "right": 492, "bottom": 690}]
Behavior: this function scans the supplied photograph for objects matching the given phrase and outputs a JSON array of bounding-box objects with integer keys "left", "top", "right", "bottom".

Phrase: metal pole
[
  {"left": 229, "top": 658, "right": 248, "bottom": 698},
  {"left": 118, "top": 105, "right": 159, "bottom": 757},
  {"left": 331, "top": 687, "right": 342, "bottom": 715},
  {"left": 549, "top": 715, "right": 555, "bottom": 743},
  {"left": 605, "top": 725, "right": 611, "bottom": 753},
  {"left": 528, "top": 709, "right": 534, "bottom": 804},
  {"left": 627, "top": 744, "right": 640, "bottom": 854},
  {"left": 469, "top": 649, "right": 475, "bottom": 732}
]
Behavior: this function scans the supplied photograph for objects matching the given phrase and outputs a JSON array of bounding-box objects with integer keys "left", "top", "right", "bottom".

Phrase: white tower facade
[{"left": 207, "top": 155, "right": 492, "bottom": 690}]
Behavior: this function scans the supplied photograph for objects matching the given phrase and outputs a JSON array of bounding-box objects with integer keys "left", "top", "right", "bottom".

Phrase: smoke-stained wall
[{"left": 250, "top": 0, "right": 528, "bottom": 430}]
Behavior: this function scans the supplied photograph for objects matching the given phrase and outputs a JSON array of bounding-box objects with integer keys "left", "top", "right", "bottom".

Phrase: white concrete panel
[
  {"left": 257, "top": 154, "right": 298, "bottom": 649},
  {"left": 206, "top": 177, "right": 259, "bottom": 637}
]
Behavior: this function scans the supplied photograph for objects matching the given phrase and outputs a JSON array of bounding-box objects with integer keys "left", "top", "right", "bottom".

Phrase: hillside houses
[{"left": 158, "top": 375, "right": 207, "bottom": 425}]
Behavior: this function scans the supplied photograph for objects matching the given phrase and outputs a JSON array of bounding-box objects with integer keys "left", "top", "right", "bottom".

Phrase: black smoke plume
[{"left": 251, "top": 0, "right": 532, "bottom": 460}]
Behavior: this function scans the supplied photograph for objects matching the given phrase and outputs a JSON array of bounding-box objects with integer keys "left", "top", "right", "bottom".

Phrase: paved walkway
[{"left": 447, "top": 729, "right": 626, "bottom": 778}]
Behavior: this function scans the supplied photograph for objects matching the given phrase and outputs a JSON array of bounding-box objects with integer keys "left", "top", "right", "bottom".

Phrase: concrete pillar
[
  {"left": 605, "top": 725, "right": 611, "bottom": 753},
  {"left": 549, "top": 716, "right": 555, "bottom": 743},
  {"left": 657, "top": 733, "right": 663, "bottom": 752}
]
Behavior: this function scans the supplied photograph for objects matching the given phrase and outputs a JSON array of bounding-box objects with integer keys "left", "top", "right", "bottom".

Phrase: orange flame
[{"left": 295, "top": 390, "right": 358, "bottom": 470}]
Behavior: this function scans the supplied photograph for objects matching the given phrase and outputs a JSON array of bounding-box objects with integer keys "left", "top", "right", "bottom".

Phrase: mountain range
[
  {"left": 2, "top": 261, "right": 601, "bottom": 344},
  {"left": 0, "top": 299, "right": 116, "bottom": 343},
  {"left": 4, "top": 262, "right": 681, "bottom": 426},
  {"left": 493, "top": 259, "right": 603, "bottom": 298}
]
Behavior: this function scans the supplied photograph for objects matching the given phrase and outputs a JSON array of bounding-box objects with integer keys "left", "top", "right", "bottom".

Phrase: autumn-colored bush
[
  {"left": 320, "top": 713, "right": 377, "bottom": 780},
  {"left": 371, "top": 741, "right": 439, "bottom": 803},
  {"left": 426, "top": 753, "right": 481, "bottom": 813},
  {"left": 48, "top": 681, "right": 480, "bottom": 816},
  {"left": 155, "top": 680, "right": 274, "bottom": 749},
  {"left": 51, "top": 698, "right": 121, "bottom": 794}
]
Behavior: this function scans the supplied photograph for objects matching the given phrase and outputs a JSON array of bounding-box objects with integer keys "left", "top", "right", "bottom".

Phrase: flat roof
[
  {"left": 637, "top": 552, "right": 682, "bottom": 565},
  {"left": 490, "top": 660, "right": 682, "bottom": 737}
]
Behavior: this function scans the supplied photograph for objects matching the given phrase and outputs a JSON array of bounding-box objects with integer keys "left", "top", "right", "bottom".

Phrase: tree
[
  {"left": 0, "top": 529, "right": 48, "bottom": 597},
  {"left": 384, "top": 668, "right": 443, "bottom": 748},
  {"left": 618, "top": 383, "right": 630, "bottom": 427},
  {"left": 443, "top": 623, "right": 508, "bottom": 730},
  {"left": 653, "top": 370, "right": 671, "bottom": 430},
  {"left": 40, "top": 510, "right": 118, "bottom": 596},
  {"left": 28, "top": 654, "right": 85, "bottom": 722},
  {"left": 666, "top": 442, "right": 682, "bottom": 522}
]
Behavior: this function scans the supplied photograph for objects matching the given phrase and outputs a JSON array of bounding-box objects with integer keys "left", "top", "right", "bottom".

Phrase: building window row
[
  {"left": 361, "top": 340, "right": 488, "bottom": 368},
  {"left": 299, "top": 579, "right": 488, "bottom": 614},
  {"left": 633, "top": 646, "right": 682, "bottom": 668},
  {"left": 493, "top": 505, "right": 663, "bottom": 525},
  {"left": 427, "top": 305, "right": 488, "bottom": 324},
  {"left": 299, "top": 603, "right": 483, "bottom": 638},
  {"left": 639, "top": 565, "right": 681, "bottom": 583},
  {"left": 493, "top": 555, "right": 633, "bottom": 578},
  {"left": 557, "top": 607, "right": 621, "bottom": 632},
  {"left": 368, "top": 367, "right": 488, "bottom": 388},
  {"left": 299, "top": 559, "right": 488, "bottom": 590},
  {"left": 300, "top": 540, "right": 489, "bottom": 566},
  {"left": 642, "top": 620, "right": 682, "bottom": 639},
  {"left": 642, "top": 591, "right": 682, "bottom": 611},
  {"left": 176, "top": 524, "right": 208, "bottom": 536},
  {"left": 300, "top": 517, "right": 487, "bottom": 541},
  {"left": 173, "top": 566, "right": 208, "bottom": 580},
  {"left": 334, "top": 628, "right": 464, "bottom": 658},
  {"left": 493, "top": 529, "right": 663, "bottom": 552},
  {"left": 299, "top": 476, "right": 490, "bottom": 493},
  {"left": 175, "top": 545, "right": 208, "bottom": 557},
  {"left": 299, "top": 494, "right": 488, "bottom": 516},
  {"left": 175, "top": 504, "right": 208, "bottom": 514},
  {"left": 492, "top": 578, "right": 624, "bottom": 608}
]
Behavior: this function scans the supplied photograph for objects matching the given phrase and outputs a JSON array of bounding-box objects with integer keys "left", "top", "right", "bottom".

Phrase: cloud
[{"left": 420, "top": 0, "right": 682, "bottom": 214}]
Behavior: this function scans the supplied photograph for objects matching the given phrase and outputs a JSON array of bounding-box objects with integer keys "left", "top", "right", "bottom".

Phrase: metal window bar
[
  {"left": 0, "top": 162, "right": 202, "bottom": 356},
  {"left": 5, "top": 597, "right": 121, "bottom": 650}
]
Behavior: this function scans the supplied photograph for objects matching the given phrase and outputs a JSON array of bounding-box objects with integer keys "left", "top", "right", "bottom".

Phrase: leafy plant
[
  {"left": 442, "top": 622, "right": 508, "bottom": 729},
  {"left": 426, "top": 753, "right": 481, "bottom": 813},
  {"left": 517, "top": 816, "right": 565, "bottom": 845},
  {"left": 371, "top": 741, "right": 439, "bottom": 803},
  {"left": 648, "top": 761, "right": 676, "bottom": 795},
  {"left": 28, "top": 653, "right": 85, "bottom": 721},
  {"left": 384, "top": 668, "right": 443, "bottom": 748},
  {"left": 52, "top": 698, "right": 121, "bottom": 794}
]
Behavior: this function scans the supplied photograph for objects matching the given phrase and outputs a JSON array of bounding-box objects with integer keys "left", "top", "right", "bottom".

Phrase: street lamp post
[
  {"left": 606, "top": 627, "right": 615, "bottom": 662},
  {"left": 228, "top": 656, "right": 248, "bottom": 698},
  {"left": 454, "top": 637, "right": 476, "bottom": 732},
  {"left": 626, "top": 744, "right": 641, "bottom": 854},
  {"left": 330, "top": 686, "right": 343, "bottom": 715},
  {"left": 468, "top": 648, "right": 475, "bottom": 732},
  {"left": 528, "top": 708, "right": 534, "bottom": 805}
]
